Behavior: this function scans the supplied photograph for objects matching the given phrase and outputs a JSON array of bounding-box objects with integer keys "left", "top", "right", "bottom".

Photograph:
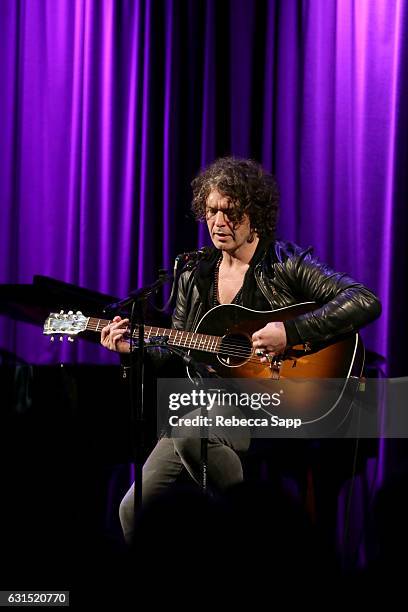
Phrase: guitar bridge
[{"left": 269, "top": 356, "right": 282, "bottom": 379}]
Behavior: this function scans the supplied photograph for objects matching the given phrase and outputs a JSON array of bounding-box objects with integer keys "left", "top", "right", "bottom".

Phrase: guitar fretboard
[{"left": 87, "top": 317, "right": 221, "bottom": 354}]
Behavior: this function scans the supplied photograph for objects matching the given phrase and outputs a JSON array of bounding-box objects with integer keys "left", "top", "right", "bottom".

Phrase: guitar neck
[{"left": 86, "top": 317, "right": 221, "bottom": 354}]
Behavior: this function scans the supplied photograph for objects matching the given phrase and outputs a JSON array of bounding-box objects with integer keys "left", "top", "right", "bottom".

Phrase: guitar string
[
  {"left": 85, "top": 321, "right": 259, "bottom": 357},
  {"left": 85, "top": 319, "right": 264, "bottom": 354},
  {"left": 76, "top": 314, "right": 290, "bottom": 361},
  {"left": 84, "top": 320, "right": 279, "bottom": 360},
  {"left": 84, "top": 321, "right": 241, "bottom": 347},
  {"left": 82, "top": 320, "right": 283, "bottom": 365}
]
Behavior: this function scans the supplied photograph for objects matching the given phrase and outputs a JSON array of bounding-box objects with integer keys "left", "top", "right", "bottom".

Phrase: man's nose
[{"left": 214, "top": 210, "right": 227, "bottom": 225}]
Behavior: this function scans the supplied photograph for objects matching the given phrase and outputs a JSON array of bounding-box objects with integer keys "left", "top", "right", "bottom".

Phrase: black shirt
[{"left": 206, "top": 237, "right": 273, "bottom": 311}]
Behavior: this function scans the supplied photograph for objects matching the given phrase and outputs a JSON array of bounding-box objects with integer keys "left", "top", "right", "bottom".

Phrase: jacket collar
[{"left": 194, "top": 237, "right": 275, "bottom": 305}]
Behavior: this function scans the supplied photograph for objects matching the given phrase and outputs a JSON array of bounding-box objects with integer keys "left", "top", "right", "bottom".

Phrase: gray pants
[{"left": 119, "top": 415, "right": 250, "bottom": 543}]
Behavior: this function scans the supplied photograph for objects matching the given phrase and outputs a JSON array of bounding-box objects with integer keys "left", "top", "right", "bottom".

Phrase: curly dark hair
[{"left": 191, "top": 156, "right": 279, "bottom": 239}]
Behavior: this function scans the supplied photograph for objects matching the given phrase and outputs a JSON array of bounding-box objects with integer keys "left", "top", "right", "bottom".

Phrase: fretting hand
[{"left": 101, "top": 316, "right": 130, "bottom": 353}]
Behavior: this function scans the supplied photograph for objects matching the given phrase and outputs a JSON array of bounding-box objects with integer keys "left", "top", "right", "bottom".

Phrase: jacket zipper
[{"left": 254, "top": 262, "right": 274, "bottom": 308}]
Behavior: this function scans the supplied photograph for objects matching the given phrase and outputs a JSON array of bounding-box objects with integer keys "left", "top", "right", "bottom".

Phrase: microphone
[
  {"left": 103, "top": 271, "right": 172, "bottom": 314},
  {"left": 179, "top": 351, "right": 218, "bottom": 379},
  {"left": 156, "top": 246, "right": 213, "bottom": 312},
  {"left": 176, "top": 246, "right": 212, "bottom": 268}
]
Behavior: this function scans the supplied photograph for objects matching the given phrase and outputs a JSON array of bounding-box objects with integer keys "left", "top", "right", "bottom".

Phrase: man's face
[{"left": 206, "top": 189, "right": 253, "bottom": 252}]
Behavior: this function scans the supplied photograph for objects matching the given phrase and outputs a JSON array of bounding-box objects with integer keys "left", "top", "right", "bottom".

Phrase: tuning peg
[
  {"left": 60, "top": 310, "right": 64, "bottom": 315},
  {"left": 50, "top": 336, "right": 54, "bottom": 342},
  {"left": 67, "top": 337, "right": 74, "bottom": 343},
  {"left": 76, "top": 311, "right": 82, "bottom": 315},
  {"left": 68, "top": 310, "right": 73, "bottom": 315},
  {"left": 59, "top": 336, "right": 64, "bottom": 342}
]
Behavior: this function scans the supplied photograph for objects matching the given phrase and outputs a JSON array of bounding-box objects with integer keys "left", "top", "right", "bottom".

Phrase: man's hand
[
  {"left": 252, "top": 321, "right": 287, "bottom": 363},
  {"left": 101, "top": 316, "right": 130, "bottom": 353}
]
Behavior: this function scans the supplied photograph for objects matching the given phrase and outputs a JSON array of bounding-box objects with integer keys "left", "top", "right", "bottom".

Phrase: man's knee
[
  {"left": 173, "top": 437, "right": 199, "bottom": 461},
  {"left": 119, "top": 485, "right": 134, "bottom": 543}
]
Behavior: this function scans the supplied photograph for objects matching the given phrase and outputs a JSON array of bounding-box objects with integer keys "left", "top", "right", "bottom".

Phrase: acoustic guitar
[{"left": 44, "top": 302, "right": 364, "bottom": 430}]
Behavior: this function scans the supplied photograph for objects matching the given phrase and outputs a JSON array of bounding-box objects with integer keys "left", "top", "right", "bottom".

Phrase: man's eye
[{"left": 206, "top": 207, "right": 236, "bottom": 220}]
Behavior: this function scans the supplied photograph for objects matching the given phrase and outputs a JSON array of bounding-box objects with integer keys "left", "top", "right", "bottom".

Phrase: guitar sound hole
[{"left": 217, "top": 334, "right": 252, "bottom": 367}]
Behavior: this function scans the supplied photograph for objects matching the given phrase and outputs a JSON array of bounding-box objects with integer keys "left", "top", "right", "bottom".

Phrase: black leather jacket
[{"left": 171, "top": 240, "right": 381, "bottom": 349}]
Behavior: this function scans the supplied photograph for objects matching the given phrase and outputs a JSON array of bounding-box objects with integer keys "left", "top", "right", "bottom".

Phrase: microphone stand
[
  {"left": 103, "top": 248, "right": 213, "bottom": 532},
  {"left": 104, "top": 271, "right": 172, "bottom": 538}
]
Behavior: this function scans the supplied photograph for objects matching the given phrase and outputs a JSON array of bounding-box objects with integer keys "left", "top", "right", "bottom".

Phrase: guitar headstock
[{"left": 43, "top": 310, "right": 89, "bottom": 342}]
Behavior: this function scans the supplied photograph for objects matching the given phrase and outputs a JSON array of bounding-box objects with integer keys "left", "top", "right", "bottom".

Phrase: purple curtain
[
  {"left": 1, "top": 0, "right": 408, "bottom": 567},
  {"left": 1, "top": 0, "right": 407, "bottom": 371},
  {"left": 0, "top": 0, "right": 407, "bottom": 373}
]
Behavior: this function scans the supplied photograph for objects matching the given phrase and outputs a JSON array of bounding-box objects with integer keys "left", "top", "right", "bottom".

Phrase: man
[{"left": 101, "top": 156, "right": 381, "bottom": 543}]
